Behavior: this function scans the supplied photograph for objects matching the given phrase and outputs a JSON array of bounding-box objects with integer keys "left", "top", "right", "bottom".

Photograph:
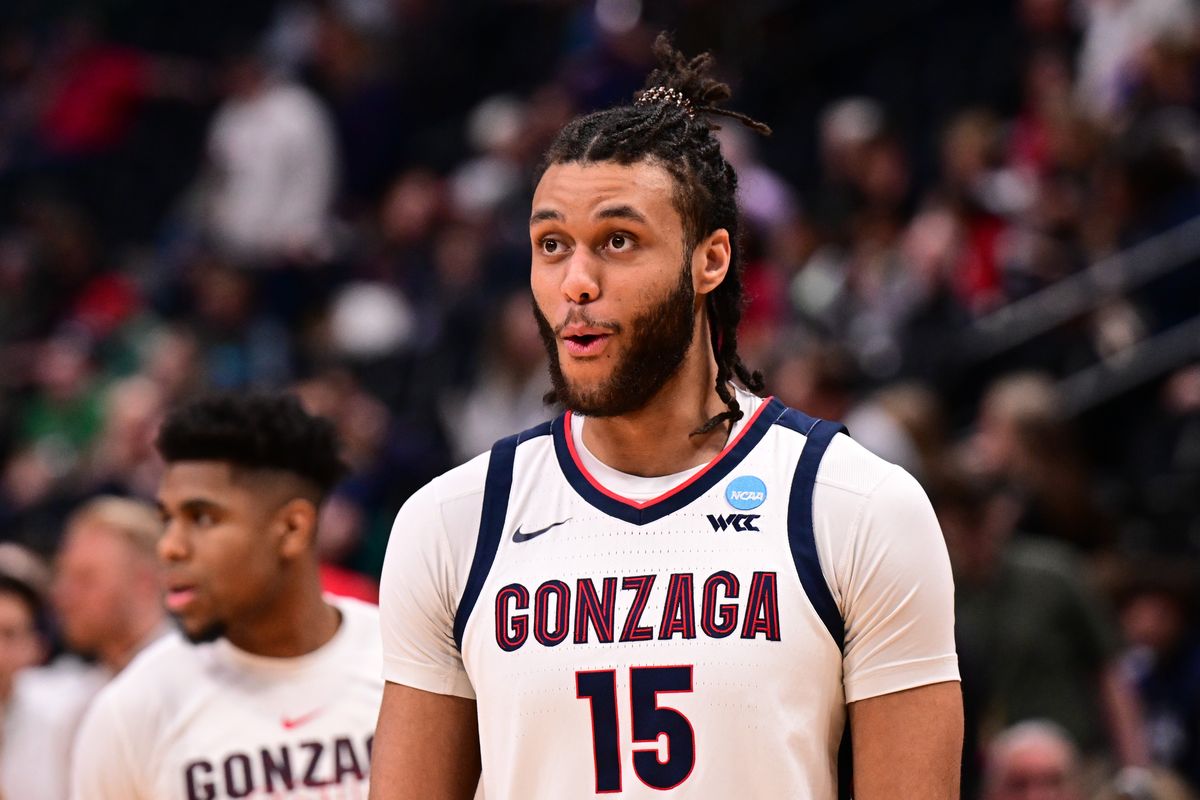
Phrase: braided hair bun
[{"left": 636, "top": 33, "right": 772, "bottom": 136}]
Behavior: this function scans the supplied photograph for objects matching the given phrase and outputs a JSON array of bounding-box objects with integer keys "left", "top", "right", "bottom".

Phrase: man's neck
[
  {"left": 581, "top": 346, "right": 732, "bottom": 477},
  {"left": 225, "top": 573, "right": 341, "bottom": 659}
]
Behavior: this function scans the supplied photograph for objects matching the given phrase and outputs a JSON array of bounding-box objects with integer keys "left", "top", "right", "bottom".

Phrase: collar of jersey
[{"left": 552, "top": 396, "right": 784, "bottom": 526}]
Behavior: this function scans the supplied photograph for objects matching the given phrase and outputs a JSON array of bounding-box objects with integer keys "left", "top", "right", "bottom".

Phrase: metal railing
[
  {"left": 954, "top": 214, "right": 1200, "bottom": 414},
  {"left": 961, "top": 214, "right": 1200, "bottom": 362}
]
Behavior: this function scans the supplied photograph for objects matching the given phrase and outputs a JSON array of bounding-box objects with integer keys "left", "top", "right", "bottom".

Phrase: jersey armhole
[
  {"left": 452, "top": 420, "right": 552, "bottom": 651},
  {"left": 783, "top": 415, "right": 847, "bottom": 651}
]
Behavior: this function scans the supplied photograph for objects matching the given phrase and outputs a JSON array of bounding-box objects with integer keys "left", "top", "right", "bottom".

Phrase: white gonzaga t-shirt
[
  {"left": 380, "top": 389, "right": 959, "bottom": 799},
  {"left": 71, "top": 597, "right": 382, "bottom": 800}
]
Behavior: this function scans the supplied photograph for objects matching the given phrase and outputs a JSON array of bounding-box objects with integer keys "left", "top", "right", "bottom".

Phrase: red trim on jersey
[{"left": 562, "top": 397, "right": 775, "bottom": 510}]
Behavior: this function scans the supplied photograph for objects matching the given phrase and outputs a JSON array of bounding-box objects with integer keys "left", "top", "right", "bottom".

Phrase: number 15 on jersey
[{"left": 576, "top": 665, "right": 696, "bottom": 793}]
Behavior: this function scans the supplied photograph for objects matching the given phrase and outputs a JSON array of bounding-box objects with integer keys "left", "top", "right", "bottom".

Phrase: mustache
[{"left": 553, "top": 307, "right": 622, "bottom": 336}]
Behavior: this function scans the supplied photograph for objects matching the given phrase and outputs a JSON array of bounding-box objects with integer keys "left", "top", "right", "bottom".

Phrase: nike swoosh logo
[
  {"left": 281, "top": 708, "right": 324, "bottom": 730},
  {"left": 512, "top": 518, "right": 571, "bottom": 543}
]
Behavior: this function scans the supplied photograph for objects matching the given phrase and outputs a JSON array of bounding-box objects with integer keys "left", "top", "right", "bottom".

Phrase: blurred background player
[{"left": 70, "top": 393, "right": 383, "bottom": 799}]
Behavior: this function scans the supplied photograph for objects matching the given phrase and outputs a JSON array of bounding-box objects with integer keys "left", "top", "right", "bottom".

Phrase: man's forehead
[
  {"left": 532, "top": 160, "right": 677, "bottom": 220},
  {"left": 157, "top": 461, "right": 246, "bottom": 504},
  {"left": 158, "top": 461, "right": 311, "bottom": 506}
]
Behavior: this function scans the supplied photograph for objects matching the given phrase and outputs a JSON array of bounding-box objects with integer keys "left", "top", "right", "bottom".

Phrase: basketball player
[
  {"left": 71, "top": 394, "right": 383, "bottom": 799},
  {"left": 371, "top": 37, "right": 962, "bottom": 799}
]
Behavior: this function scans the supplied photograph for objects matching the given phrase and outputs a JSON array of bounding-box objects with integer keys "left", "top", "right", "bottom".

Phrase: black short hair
[{"left": 156, "top": 393, "right": 348, "bottom": 496}]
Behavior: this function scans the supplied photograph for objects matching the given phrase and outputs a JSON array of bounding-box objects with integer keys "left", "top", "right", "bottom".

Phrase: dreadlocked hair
[{"left": 537, "top": 32, "right": 770, "bottom": 435}]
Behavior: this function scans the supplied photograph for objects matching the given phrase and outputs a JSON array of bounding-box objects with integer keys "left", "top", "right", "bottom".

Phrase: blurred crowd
[{"left": 0, "top": 0, "right": 1197, "bottom": 798}]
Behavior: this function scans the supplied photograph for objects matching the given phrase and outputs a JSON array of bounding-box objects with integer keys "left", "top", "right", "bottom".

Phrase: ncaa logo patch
[{"left": 725, "top": 475, "right": 767, "bottom": 510}]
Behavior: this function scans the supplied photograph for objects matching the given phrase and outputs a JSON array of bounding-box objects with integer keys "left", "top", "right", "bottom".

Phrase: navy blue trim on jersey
[
  {"left": 453, "top": 421, "right": 552, "bottom": 650},
  {"left": 551, "top": 398, "right": 789, "bottom": 526},
  {"left": 837, "top": 724, "right": 854, "bottom": 800},
  {"left": 783, "top": 412, "right": 848, "bottom": 650}
]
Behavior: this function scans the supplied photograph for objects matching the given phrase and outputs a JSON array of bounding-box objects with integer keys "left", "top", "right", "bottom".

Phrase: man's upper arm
[
  {"left": 369, "top": 682, "right": 481, "bottom": 800},
  {"left": 70, "top": 689, "right": 142, "bottom": 800},
  {"left": 379, "top": 472, "right": 481, "bottom": 699},
  {"left": 821, "top": 456, "right": 962, "bottom": 795},
  {"left": 374, "top": 464, "right": 486, "bottom": 799},
  {"left": 849, "top": 681, "right": 963, "bottom": 800},
  {"left": 833, "top": 465, "right": 960, "bottom": 703}
]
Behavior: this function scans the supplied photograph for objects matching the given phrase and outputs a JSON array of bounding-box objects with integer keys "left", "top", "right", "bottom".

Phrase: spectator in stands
[
  {"left": 1118, "top": 569, "right": 1200, "bottom": 787},
  {"left": 84, "top": 376, "right": 165, "bottom": 500},
  {"left": 443, "top": 289, "right": 550, "bottom": 463},
  {"left": 5, "top": 497, "right": 170, "bottom": 798},
  {"left": 1097, "top": 766, "right": 1199, "bottom": 800},
  {"left": 970, "top": 372, "right": 1114, "bottom": 551},
  {"left": 0, "top": 542, "right": 85, "bottom": 800},
  {"left": 52, "top": 496, "right": 167, "bottom": 674},
  {"left": 934, "top": 472, "right": 1148, "bottom": 765},
  {"left": 200, "top": 45, "right": 338, "bottom": 263},
  {"left": 982, "top": 720, "right": 1085, "bottom": 800},
  {"left": 846, "top": 381, "right": 950, "bottom": 483}
]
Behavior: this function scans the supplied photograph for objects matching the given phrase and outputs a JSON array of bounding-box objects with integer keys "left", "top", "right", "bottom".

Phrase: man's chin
[{"left": 171, "top": 613, "right": 226, "bottom": 645}]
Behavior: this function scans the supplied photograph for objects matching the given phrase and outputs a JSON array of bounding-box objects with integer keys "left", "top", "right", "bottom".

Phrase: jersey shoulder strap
[
  {"left": 453, "top": 419, "right": 553, "bottom": 650},
  {"left": 777, "top": 410, "right": 848, "bottom": 650}
]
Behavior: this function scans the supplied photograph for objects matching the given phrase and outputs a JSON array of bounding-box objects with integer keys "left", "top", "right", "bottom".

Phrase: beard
[
  {"left": 534, "top": 265, "right": 697, "bottom": 417},
  {"left": 172, "top": 614, "right": 227, "bottom": 645}
]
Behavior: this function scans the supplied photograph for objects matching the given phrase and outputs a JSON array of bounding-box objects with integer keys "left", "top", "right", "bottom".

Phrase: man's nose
[
  {"left": 157, "top": 521, "right": 190, "bottom": 562},
  {"left": 561, "top": 250, "right": 601, "bottom": 304}
]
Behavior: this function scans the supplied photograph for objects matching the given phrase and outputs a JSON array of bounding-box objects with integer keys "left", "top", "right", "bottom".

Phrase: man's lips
[
  {"left": 559, "top": 324, "right": 614, "bottom": 357},
  {"left": 165, "top": 585, "right": 198, "bottom": 612}
]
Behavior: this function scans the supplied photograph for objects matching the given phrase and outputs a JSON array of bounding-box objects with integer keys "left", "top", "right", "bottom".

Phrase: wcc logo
[{"left": 709, "top": 475, "right": 767, "bottom": 531}]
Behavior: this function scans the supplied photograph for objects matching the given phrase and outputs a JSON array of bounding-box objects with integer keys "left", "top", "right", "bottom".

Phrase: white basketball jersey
[
  {"left": 71, "top": 597, "right": 383, "bottom": 800},
  {"left": 381, "top": 390, "right": 959, "bottom": 799}
]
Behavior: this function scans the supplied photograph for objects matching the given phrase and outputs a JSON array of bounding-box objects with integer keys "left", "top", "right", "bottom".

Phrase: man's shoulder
[
  {"left": 95, "top": 631, "right": 196, "bottom": 705},
  {"left": 79, "top": 631, "right": 198, "bottom": 739},
  {"left": 407, "top": 450, "right": 492, "bottom": 513},
  {"left": 766, "top": 405, "right": 902, "bottom": 499},
  {"left": 816, "top": 429, "right": 904, "bottom": 498},
  {"left": 332, "top": 593, "right": 381, "bottom": 621},
  {"left": 330, "top": 595, "right": 383, "bottom": 651}
]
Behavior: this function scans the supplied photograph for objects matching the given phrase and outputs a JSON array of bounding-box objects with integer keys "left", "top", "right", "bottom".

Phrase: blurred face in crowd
[
  {"left": 156, "top": 462, "right": 314, "bottom": 645},
  {"left": 53, "top": 521, "right": 154, "bottom": 655},
  {"left": 530, "top": 160, "right": 725, "bottom": 416},
  {"left": 1121, "top": 590, "right": 1186, "bottom": 655},
  {"left": 986, "top": 733, "right": 1084, "bottom": 800},
  {"left": 0, "top": 589, "right": 43, "bottom": 699}
]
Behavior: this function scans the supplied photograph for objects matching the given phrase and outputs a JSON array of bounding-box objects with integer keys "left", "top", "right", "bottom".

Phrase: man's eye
[
  {"left": 541, "top": 238, "right": 563, "bottom": 255},
  {"left": 608, "top": 233, "right": 632, "bottom": 251}
]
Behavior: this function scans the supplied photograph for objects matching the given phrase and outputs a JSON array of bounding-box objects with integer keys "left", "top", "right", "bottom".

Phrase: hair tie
[{"left": 636, "top": 85, "right": 695, "bottom": 118}]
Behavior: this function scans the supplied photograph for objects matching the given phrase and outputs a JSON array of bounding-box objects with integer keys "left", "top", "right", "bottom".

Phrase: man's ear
[
  {"left": 693, "top": 228, "right": 731, "bottom": 296},
  {"left": 273, "top": 498, "right": 319, "bottom": 559}
]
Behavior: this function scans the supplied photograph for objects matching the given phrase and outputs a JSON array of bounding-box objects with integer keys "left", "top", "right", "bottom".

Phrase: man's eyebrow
[
  {"left": 178, "top": 498, "right": 221, "bottom": 514},
  {"left": 594, "top": 205, "right": 647, "bottom": 224},
  {"left": 530, "top": 209, "right": 563, "bottom": 225}
]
